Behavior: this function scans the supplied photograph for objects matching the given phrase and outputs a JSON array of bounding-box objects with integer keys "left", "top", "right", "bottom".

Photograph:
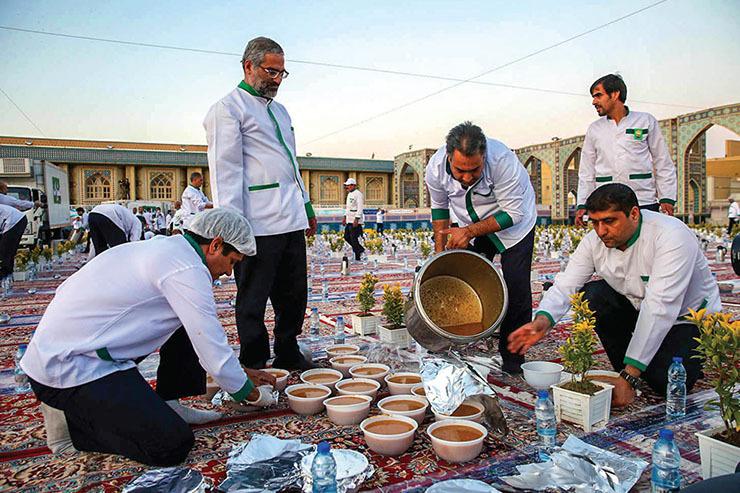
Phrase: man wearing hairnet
[{"left": 20, "top": 209, "right": 276, "bottom": 467}]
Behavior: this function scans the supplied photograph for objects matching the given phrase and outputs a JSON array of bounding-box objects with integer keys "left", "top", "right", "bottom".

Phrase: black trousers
[
  {"left": 640, "top": 203, "right": 660, "bottom": 212},
  {"left": 0, "top": 216, "right": 27, "bottom": 277},
  {"left": 344, "top": 224, "right": 365, "bottom": 260},
  {"left": 729, "top": 218, "right": 737, "bottom": 235},
  {"left": 234, "top": 230, "right": 308, "bottom": 368},
  {"left": 581, "top": 280, "right": 702, "bottom": 395},
  {"left": 469, "top": 227, "right": 535, "bottom": 366},
  {"left": 88, "top": 213, "right": 127, "bottom": 256},
  {"left": 28, "top": 327, "right": 205, "bottom": 466},
  {"left": 377, "top": 223, "right": 384, "bottom": 234}
]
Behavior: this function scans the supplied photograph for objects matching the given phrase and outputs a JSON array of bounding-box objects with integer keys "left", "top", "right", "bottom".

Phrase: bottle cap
[
  {"left": 317, "top": 441, "right": 330, "bottom": 453},
  {"left": 537, "top": 390, "right": 549, "bottom": 399},
  {"left": 312, "top": 307, "right": 318, "bottom": 312},
  {"left": 337, "top": 316, "right": 343, "bottom": 322},
  {"left": 672, "top": 356, "right": 683, "bottom": 363},
  {"left": 659, "top": 429, "right": 674, "bottom": 440}
]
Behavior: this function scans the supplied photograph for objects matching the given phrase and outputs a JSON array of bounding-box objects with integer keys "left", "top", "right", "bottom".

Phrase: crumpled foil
[
  {"left": 300, "top": 448, "right": 374, "bottom": 493},
  {"left": 211, "top": 388, "right": 279, "bottom": 408},
  {"left": 419, "top": 349, "right": 508, "bottom": 435},
  {"left": 217, "top": 434, "right": 312, "bottom": 492},
  {"left": 122, "top": 467, "right": 209, "bottom": 492},
  {"left": 501, "top": 435, "right": 648, "bottom": 493},
  {"left": 364, "top": 342, "right": 418, "bottom": 373}
]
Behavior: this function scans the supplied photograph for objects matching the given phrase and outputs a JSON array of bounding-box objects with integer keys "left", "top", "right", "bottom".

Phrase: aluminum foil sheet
[
  {"left": 122, "top": 467, "right": 209, "bottom": 492},
  {"left": 300, "top": 448, "right": 374, "bottom": 493},
  {"left": 211, "top": 388, "right": 278, "bottom": 408},
  {"left": 419, "top": 350, "right": 508, "bottom": 435},
  {"left": 501, "top": 435, "right": 648, "bottom": 493},
  {"left": 218, "top": 434, "right": 312, "bottom": 492}
]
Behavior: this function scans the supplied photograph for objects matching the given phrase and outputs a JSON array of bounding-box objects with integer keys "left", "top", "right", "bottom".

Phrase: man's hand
[
  {"left": 507, "top": 317, "right": 550, "bottom": 355},
  {"left": 305, "top": 216, "right": 317, "bottom": 237},
  {"left": 33, "top": 200, "right": 44, "bottom": 209},
  {"left": 341, "top": 218, "right": 346, "bottom": 227},
  {"left": 205, "top": 203, "right": 214, "bottom": 209},
  {"left": 439, "top": 227, "right": 473, "bottom": 250},
  {"left": 353, "top": 218, "right": 359, "bottom": 228},
  {"left": 243, "top": 367, "right": 277, "bottom": 390},
  {"left": 575, "top": 209, "right": 587, "bottom": 227},
  {"left": 660, "top": 203, "right": 674, "bottom": 215},
  {"left": 588, "top": 375, "right": 635, "bottom": 407}
]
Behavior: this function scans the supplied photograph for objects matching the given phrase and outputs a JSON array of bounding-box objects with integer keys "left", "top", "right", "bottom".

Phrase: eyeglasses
[{"left": 258, "top": 65, "right": 289, "bottom": 80}]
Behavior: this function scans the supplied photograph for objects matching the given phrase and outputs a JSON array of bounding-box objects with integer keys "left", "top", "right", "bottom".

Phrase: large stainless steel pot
[{"left": 405, "top": 250, "right": 508, "bottom": 352}]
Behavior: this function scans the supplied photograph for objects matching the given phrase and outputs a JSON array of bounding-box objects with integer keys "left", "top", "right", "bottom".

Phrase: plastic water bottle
[
  {"left": 404, "top": 257, "right": 409, "bottom": 270},
  {"left": 307, "top": 274, "right": 313, "bottom": 296},
  {"left": 334, "top": 316, "right": 346, "bottom": 345},
  {"left": 651, "top": 429, "right": 680, "bottom": 492},
  {"left": 535, "top": 390, "right": 557, "bottom": 461},
  {"left": 311, "top": 441, "right": 337, "bottom": 493},
  {"left": 310, "top": 308, "right": 320, "bottom": 342},
  {"left": 374, "top": 258, "right": 378, "bottom": 271},
  {"left": 14, "top": 344, "right": 31, "bottom": 393},
  {"left": 320, "top": 263, "right": 325, "bottom": 277},
  {"left": 666, "top": 357, "right": 686, "bottom": 417},
  {"left": 1, "top": 276, "right": 9, "bottom": 298},
  {"left": 322, "top": 279, "right": 328, "bottom": 302}
]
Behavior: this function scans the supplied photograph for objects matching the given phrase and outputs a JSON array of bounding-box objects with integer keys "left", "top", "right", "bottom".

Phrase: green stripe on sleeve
[
  {"left": 535, "top": 310, "right": 555, "bottom": 328},
  {"left": 659, "top": 198, "right": 676, "bottom": 205},
  {"left": 247, "top": 182, "right": 280, "bottom": 191},
  {"left": 640, "top": 276, "right": 649, "bottom": 282},
  {"left": 595, "top": 176, "right": 613, "bottom": 182},
  {"left": 629, "top": 173, "right": 652, "bottom": 179},
  {"left": 493, "top": 211, "right": 513, "bottom": 230},
  {"left": 431, "top": 208, "right": 450, "bottom": 221},
  {"left": 305, "top": 202, "right": 316, "bottom": 219},
  {"left": 96, "top": 348, "right": 114, "bottom": 361},
  {"left": 576, "top": 204, "right": 586, "bottom": 211},
  {"left": 230, "top": 378, "right": 255, "bottom": 403},
  {"left": 623, "top": 357, "right": 647, "bottom": 372}
]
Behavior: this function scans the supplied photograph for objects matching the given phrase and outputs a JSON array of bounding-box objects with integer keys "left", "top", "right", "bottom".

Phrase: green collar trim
[
  {"left": 625, "top": 212, "right": 642, "bottom": 248},
  {"left": 465, "top": 185, "right": 506, "bottom": 253},
  {"left": 238, "top": 80, "right": 261, "bottom": 97},
  {"left": 189, "top": 184, "right": 200, "bottom": 190},
  {"left": 445, "top": 156, "right": 452, "bottom": 176},
  {"left": 183, "top": 234, "right": 207, "bottom": 266}
]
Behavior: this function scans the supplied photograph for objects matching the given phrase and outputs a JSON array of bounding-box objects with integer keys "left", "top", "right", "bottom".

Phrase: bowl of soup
[
  {"left": 330, "top": 355, "right": 368, "bottom": 378},
  {"left": 426, "top": 419, "right": 488, "bottom": 463},
  {"left": 410, "top": 383, "right": 427, "bottom": 400},
  {"left": 263, "top": 368, "right": 289, "bottom": 392},
  {"left": 384, "top": 372, "right": 423, "bottom": 395},
  {"left": 335, "top": 378, "right": 381, "bottom": 401},
  {"left": 360, "top": 414, "right": 418, "bottom": 456},
  {"left": 323, "top": 394, "right": 373, "bottom": 426},
  {"left": 377, "top": 395, "right": 429, "bottom": 425},
  {"left": 348, "top": 363, "right": 390, "bottom": 385},
  {"left": 300, "top": 368, "right": 343, "bottom": 392},
  {"left": 285, "top": 384, "right": 331, "bottom": 415},
  {"left": 325, "top": 344, "right": 360, "bottom": 359},
  {"left": 432, "top": 399, "right": 485, "bottom": 423}
]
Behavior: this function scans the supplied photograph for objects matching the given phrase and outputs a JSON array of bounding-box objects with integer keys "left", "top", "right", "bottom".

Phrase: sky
[{"left": 0, "top": 0, "right": 738, "bottom": 160}]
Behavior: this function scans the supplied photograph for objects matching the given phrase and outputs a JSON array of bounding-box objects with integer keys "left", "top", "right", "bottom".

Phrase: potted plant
[
  {"left": 551, "top": 292, "right": 614, "bottom": 432},
  {"left": 688, "top": 309, "right": 740, "bottom": 478},
  {"left": 13, "top": 251, "right": 29, "bottom": 281},
  {"left": 420, "top": 241, "right": 432, "bottom": 261},
  {"left": 352, "top": 273, "right": 380, "bottom": 335},
  {"left": 379, "top": 283, "right": 411, "bottom": 347}
]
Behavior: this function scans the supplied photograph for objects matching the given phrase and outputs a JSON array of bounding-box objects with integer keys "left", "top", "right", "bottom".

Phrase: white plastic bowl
[
  {"left": 300, "top": 368, "right": 343, "bottom": 393},
  {"left": 348, "top": 363, "right": 390, "bottom": 385},
  {"left": 520, "top": 361, "right": 563, "bottom": 389},
  {"left": 377, "top": 394, "right": 429, "bottom": 425},
  {"left": 384, "top": 372, "right": 423, "bottom": 395},
  {"left": 427, "top": 419, "right": 488, "bottom": 463},
  {"left": 432, "top": 399, "right": 485, "bottom": 423},
  {"left": 323, "top": 394, "right": 372, "bottom": 425},
  {"left": 335, "top": 378, "right": 381, "bottom": 401},
  {"left": 360, "top": 414, "right": 418, "bottom": 456}
]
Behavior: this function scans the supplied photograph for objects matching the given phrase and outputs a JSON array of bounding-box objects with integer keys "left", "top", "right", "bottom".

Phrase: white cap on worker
[
  {"left": 187, "top": 208, "right": 256, "bottom": 256},
  {"left": 344, "top": 178, "right": 357, "bottom": 186}
]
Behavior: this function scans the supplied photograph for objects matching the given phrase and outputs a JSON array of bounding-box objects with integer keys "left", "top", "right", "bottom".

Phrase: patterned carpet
[{"left": 0, "top": 244, "right": 736, "bottom": 492}]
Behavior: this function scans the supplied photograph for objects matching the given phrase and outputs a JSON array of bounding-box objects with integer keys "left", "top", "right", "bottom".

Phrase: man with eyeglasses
[{"left": 204, "top": 37, "right": 318, "bottom": 372}]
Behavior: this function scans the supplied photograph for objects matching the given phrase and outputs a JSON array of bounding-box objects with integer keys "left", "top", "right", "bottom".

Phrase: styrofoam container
[
  {"left": 348, "top": 363, "right": 390, "bottom": 385},
  {"left": 323, "top": 394, "right": 372, "bottom": 426},
  {"left": 300, "top": 368, "right": 343, "bottom": 393},
  {"left": 432, "top": 399, "right": 485, "bottom": 423},
  {"left": 521, "top": 361, "right": 563, "bottom": 389},
  {"left": 384, "top": 372, "right": 422, "bottom": 395},
  {"left": 263, "top": 368, "right": 289, "bottom": 392},
  {"left": 335, "top": 378, "right": 381, "bottom": 401},
  {"left": 360, "top": 414, "right": 418, "bottom": 456},
  {"left": 330, "top": 354, "right": 368, "bottom": 378},
  {"left": 427, "top": 419, "right": 488, "bottom": 463},
  {"left": 326, "top": 344, "right": 360, "bottom": 359},
  {"left": 285, "top": 384, "right": 332, "bottom": 415},
  {"left": 377, "top": 394, "right": 429, "bottom": 425}
]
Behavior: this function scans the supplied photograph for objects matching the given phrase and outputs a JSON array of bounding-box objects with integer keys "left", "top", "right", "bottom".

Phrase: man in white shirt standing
[
  {"left": 0, "top": 204, "right": 29, "bottom": 278},
  {"left": 153, "top": 207, "right": 167, "bottom": 235},
  {"left": 575, "top": 74, "right": 677, "bottom": 227},
  {"left": 727, "top": 197, "right": 739, "bottom": 235},
  {"left": 376, "top": 208, "right": 385, "bottom": 234},
  {"left": 88, "top": 204, "right": 142, "bottom": 257},
  {"left": 425, "top": 122, "right": 537, "bottom": 374},
  {"left": 181, "top": 172, "right": 213, "bottom": 230},
  {"left": 204, "top": 36, "right": 317, "bottom": 371},
  {"left": 20, "top": 209, "right": 276, "bottom": 466},
  {"left": 509, "top": 184, "right": 720, "bottom": 407},
  {"left": 342, "top": 178, "right": 365, "bottom": 261}
]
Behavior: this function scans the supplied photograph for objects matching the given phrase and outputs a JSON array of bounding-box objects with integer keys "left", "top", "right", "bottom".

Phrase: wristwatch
[{"left": 619, "top": 369, "right": 639, "bottom": 389}]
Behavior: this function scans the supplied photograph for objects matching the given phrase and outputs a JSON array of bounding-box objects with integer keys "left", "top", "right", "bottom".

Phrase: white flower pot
[
  {"left": 696, "top": 426, "right": 740, "bottom": 479},
  {"left": 550, "top": 251, "right": 559, "bottom": 259},
  {"left": 351, "top": 314, "right": 379, "bottom": 335},
  {"left": 367, "top": 254, "right": 385, "bottom": 263},
  {"left": 378, "top": 324, "right": 411, "bottom": 348},
  {"left": 551, "top": 380, "right": 614, "bottom": 432},
  {"left": 12, "top": 271, "right": 27, "bottom": 282},
  {"left": 530, "top": 271, "right": 539, "bottom": 282}
]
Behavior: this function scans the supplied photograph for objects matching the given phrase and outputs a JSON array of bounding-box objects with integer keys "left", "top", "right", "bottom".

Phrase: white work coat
[
  {"left": 577, "top": 109, "right": 677, "bottom": 208},
  {"left": 728, "top": 201, "right": 740, "bottom": 219},
  {"left": 0, "top": 204, "right": 25, "bottom": 233},
  {"left": 345, "top": 189, "right": 364, "bottom": 224},
  {"left": 425, "top": 138, "right": 537, "bottom": 252},
  {"left": 203, "top": 81, "right": 314, "bottom": 236},
  {"left": 89, "top": 204, "right": 142, "bottom": 243},
  {"left": 536, "top": 211, "right": 721, "bottom": 372},
  {"left": 376, "top": 211, "right": 384, "bottom": 224},
  {"left": 0, "top": 194, "right": 33, "bottom": 210},
  {"left": 20, "top": 235, "right": 254, "bottom": 401},
  {"left": 181, "top": 185, "right": 212, "bottom": 229}
]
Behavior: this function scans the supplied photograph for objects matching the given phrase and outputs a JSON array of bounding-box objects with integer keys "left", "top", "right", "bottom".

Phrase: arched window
[
  {"left": 320, "top": 176, "right": 339, "bottom": 203},
  {"left": 150, "top": 172, "right": 174, "bottom": 199},
  {"left": 365, "top": 177, "right": 383, "bottom": 202},
  {"left": 85, "top": 172, "right": 111, "bottom": 201}
]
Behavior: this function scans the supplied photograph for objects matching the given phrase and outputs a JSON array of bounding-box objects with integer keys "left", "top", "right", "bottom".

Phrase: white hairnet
[{"left": 187, "top": 208, "right": 256, "bottom": 256}]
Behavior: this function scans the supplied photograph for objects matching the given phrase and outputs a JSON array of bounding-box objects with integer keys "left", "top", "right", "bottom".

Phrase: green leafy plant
[
  {"left": 420, "top": 241, "right": 432, "bottom": 260},
  {"left": 689, "top": 309, "right": 740, "bottom": 447},
  {"left": 356, "top": 273, "right": 379, "bottom": 315},
  {"left": 381, "top": 283, "right": 405, "bottom": 329},
  {"left": 558, "top": 292, "right": 601, "bottom": 395},
  {"left": 41, "top": 247, "right": 53, "bottom": 261}
]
